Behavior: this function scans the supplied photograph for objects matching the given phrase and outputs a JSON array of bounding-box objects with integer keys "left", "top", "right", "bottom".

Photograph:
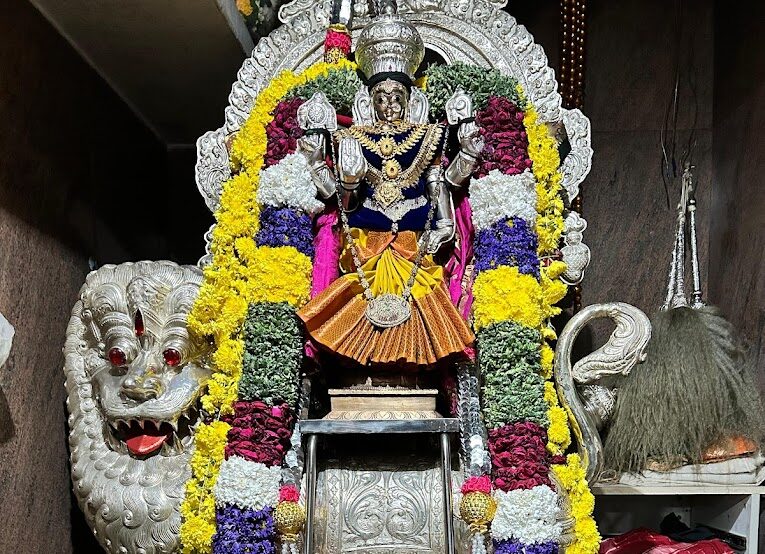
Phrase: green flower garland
[
  {"left": 285, "top": 66, "right": 362, "bottom": 115},
  {"left": 424, "top": 61, "right": 523, "bottom": 118},
  {"left": 239, "top": 302, "right": 303, "bottom": 406}
]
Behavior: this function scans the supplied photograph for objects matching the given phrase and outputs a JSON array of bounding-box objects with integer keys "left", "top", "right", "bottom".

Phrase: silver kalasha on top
[{"left": 355, "top": 0, "right": 425, "bottom": 81}]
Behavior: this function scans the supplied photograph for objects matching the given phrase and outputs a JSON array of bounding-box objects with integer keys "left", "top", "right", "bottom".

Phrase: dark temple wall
[
  {"left": 513, "top": 0, "right": 713, "bottom": 346},
  {"left": 0, "top": 0, "right": 170, "bottom": 551},
  {"left": 710, "top": 0, "right": 765, "bottom": 373}
]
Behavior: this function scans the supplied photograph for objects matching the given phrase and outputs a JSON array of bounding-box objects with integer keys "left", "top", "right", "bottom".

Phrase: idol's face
[{"left": 371, "top": 79, "right": 408, "bottom": 123}]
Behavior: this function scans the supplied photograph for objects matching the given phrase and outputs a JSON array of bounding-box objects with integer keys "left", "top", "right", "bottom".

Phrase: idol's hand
[
  {"left": 426, "top": 224, "right": 455, "bottom": 254},
  {"left": 458, "top": 120, "right": 484, "bottom": 159},
  {"left": 337, "top": 137, "right": 367, "bottom": 188},
  {"left": 297, "top": 134, "right": 325, "bottom": 166}
]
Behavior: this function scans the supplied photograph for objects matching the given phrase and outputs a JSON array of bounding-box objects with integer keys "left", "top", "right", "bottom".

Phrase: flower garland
[
  {"left": 183, "top": 49, "right": 597, "bottom": 553},
  {"left": 181, "top": 59, "right": 357, "bottom": 554},
  {"left": 552, "top": 455, "right": 601, "bottom": 554},
  {"left": 430, "top": 66, "right": 598, "bottom": 553}
]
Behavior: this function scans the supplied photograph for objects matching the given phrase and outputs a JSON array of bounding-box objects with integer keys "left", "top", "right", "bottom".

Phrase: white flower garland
[
  {"left": 257, "top": 152, "right": 324, "bottom": 216},
  {"left": 469, "top": 169, "right": 537, "bottom": 231},
  {"left": 213, "top": 456, "right": 281, "bottom": 510},
  {"left": 491, "top": 485, "right": 563, "bottom": 544}
]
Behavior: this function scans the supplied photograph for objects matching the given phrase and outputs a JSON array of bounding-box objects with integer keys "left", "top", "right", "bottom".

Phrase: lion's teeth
[
  {"left": 160, "top": 441, "right": 173, "bottom": 456},
  {"left": 170, "top": 420, "right": 179, "bottom": 432},
  {"left": 108, "top": 420, "right": 120, "bottom": 430},
  {"left": 171, "top": 432, "right": 183, "bottom": 451}
]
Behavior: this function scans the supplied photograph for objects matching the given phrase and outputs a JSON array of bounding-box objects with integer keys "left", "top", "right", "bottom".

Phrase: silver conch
[
  {"left": 554, "top": 302, "right": 651, "bottom": 483},
  {"left": 352, "top": 85, "right": 376, "bottom": 126},
  {"left": 560, "top": 211, "right": 591, "bottom": 285},
  {"left": 65, "top": 261, "right": 211, "bottom": 553},
  {"left": 408, "top": 87, "right": 431, "bottom": 124},
  {"left": 445, "top": 89, "right": 473, "bottom": 125}
]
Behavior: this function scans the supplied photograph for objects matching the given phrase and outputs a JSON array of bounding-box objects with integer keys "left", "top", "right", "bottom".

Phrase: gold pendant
[
  {"left": 374, "top": 180, "right": 404, "bottom": 207},
  {"left": 383, "top": 159, "right": 401, "bottom": 179},
  {"left": 379, "top": 137, "right": 395, "bottom": 157}
]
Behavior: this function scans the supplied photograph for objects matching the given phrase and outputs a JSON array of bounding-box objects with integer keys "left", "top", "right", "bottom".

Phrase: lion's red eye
[
  {"left": 108, "top": 347, "right": 127, "bottom": 366},
  {"left": 163, "top": 348, "right": 181, "bottom": 367}
]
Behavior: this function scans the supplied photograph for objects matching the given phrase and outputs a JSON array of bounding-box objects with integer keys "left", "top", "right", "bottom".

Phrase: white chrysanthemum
[
  {"left": 257, "top": 152, "right": 324, "bottom": 215},
  {"left": 469, "top": 169, "right": 537, "bottom": 230},
  {"left": 213, "top": 456, "right": 281, "bottom": 510},
  {"left": 491, "top": 485, "right": 563, "bottom": 544}
]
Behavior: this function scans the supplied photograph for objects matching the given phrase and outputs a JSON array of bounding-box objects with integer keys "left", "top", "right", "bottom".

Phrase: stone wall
[{"left": 0, "top": 0, "right": 168, "bottom": 551}]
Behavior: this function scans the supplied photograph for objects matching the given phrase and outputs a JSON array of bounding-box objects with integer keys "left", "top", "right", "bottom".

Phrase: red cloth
[{"left": 600, "top": 529, "right": 734, "bottom": 554}]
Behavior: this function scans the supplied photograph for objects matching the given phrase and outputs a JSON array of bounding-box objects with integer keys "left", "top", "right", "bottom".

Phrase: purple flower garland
[
  {"left": 213, "top": 505, "right": 276, "bottom": 554},
  {"left": 494, "top": 539, "right": 558, "bottom": 554},
  {"left": 474, "top": 217, "right": 539, "bottom": 277},
  {"left": 256, "top": 206, "right": 315, "bottom": 258}
]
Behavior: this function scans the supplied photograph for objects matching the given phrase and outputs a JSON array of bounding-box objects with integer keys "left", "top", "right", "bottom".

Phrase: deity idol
[{"left": 296, "top": 1, "right": 483, "bottom": 368}]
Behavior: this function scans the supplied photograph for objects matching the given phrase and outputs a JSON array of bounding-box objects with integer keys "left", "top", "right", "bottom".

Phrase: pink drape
[
  {"left": 443, "top": 190, "right": 475, "bottom": 320},
  {"left": 306, "top": 208, "right": 341, "bottom": 359}
]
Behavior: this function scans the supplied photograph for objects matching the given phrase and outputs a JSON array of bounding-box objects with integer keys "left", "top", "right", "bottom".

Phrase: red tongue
[{"left": 124, "top": 424, "right": 173, "bottom": 456}]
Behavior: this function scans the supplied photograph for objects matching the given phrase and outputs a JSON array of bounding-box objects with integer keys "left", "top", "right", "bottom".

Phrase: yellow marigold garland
[
  {"left": 523, "top": 106, "right": 565, "bottom": 254},
  {"left": 544, "top": 381, "right": 571, "bottom": 455},
  {"left": 472, "top": 267, "right": 547, "bottom": 332},
  {"left": 180, "top": 420, "right": 231, "bottom": 554},
  {"left": 520, "top": 85, "right": 598, "bottom": 553},
  {"left": 552, "top": 454, "right": 601, "bottom": 554}
]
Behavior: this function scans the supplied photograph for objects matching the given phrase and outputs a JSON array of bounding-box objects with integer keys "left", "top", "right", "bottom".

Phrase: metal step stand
[{"left": 300, "top": 418, "right": 460, "bottom": 554}]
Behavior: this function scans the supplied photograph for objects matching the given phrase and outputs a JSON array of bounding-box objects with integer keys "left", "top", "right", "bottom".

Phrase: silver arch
[{"left": 195, "top": 0, "right": 592, "bottom": 213}]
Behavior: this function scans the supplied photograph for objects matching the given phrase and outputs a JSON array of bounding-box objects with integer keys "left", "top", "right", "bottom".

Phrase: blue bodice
[{"left": 343, "top": 122, "right": 445, "bottom": 231}]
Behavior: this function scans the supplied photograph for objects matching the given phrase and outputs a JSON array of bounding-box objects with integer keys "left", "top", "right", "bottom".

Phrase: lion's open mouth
[
  {"left": 117, "top": 420, "right": 176, "bottom": 456},
  {"left": 106, "top": 407, "right": 198, "bottom": 457}
]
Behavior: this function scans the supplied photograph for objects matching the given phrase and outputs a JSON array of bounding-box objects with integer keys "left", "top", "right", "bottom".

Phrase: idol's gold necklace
[
  {"left": 339, "top": 121, "right": 442, "bottom": 207},
  {"left": 348, "top": 121, "right": 428, "bottom": 158}
]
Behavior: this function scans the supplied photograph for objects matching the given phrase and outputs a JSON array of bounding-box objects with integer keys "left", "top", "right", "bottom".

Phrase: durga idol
[{"left": 297, "top": 2, "right": 484, "bottom": 368}]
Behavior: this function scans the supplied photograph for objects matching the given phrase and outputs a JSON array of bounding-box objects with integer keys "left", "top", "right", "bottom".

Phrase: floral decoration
[
  {"left": 491, "top": 485, "right": 564, "bottom": 544},
  {"left": 181, "top": 59, "right": 358, "bottom": 553},
  {"left": 213, "top": 505, "right": 275, "bottom": 554},
  {"left": 451, "top": 65, "right": 597, "bottom": 554},
  {"left": 257, "top": 152, "right": 324, "bottom": 216},
  {"left": 495, "top": 540, "right": 558, "bottom": 554},
  {"left": 469, "top": 170, "right": 537, "bottom": 231},
  {"left": 181, "top": 42, "right": 597, "bottom": 554},
  {"left": 264, "top": 98, "right": 304, "bottom": 169},
  {"left": 475, "top": 97, "right": 533, "bottom": 178},
  {"left": 488, "top": 422, "right": 553, "bottom": 491},
  {"left": 213, "top": 456, "right": 282, "bottom": 510},
  {"left": 239, "top": 303, "right": 303, "bottom": 406},
  {"left": 474, "top": 218, "right": 539, "bottom": 277},
  {"left": 256, "top": 206, "right": 315, "bottom": 257},
  {"left": 552, "top": 455, "right": 601, "bottom": 554},
  {"left": 423, "top": 61, "right": 524, "bottom": 118},
  {"left": 223, "top": 400, "right": 296, "bottom": 466}
]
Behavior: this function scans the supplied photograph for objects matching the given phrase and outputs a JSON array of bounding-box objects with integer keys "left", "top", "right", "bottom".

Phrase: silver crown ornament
[{"left": 355, "top": 0, "right": 425, "bottom": 82}]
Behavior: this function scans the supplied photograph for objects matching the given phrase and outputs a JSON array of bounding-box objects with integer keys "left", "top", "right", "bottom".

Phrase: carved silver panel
[
  {"left": 196, "top": 128, "right": 231, "bottom": 213},
  {"left": 196, "top": 0, "right": 579, "bottom": 212},
  {"left": 315, "top": 456, "right": 468, "bottom": 553},
  {"left": 554, "top": 302, "right": 651, "bottom": 483},
  {"left": 560, "top": 108, "right": 593, "bottom": 203}
]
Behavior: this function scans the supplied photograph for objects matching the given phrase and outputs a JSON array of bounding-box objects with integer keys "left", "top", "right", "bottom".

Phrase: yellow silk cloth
[
  {"left": 298, "top": 229, "right": 474, "bottom": 367},
  {"left": 340, "top": 228, "right": 441, "bottom": 299}
]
